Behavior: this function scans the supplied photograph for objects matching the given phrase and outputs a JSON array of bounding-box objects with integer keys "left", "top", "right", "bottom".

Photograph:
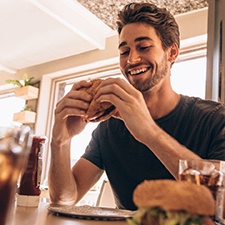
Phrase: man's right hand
[{"left": 51, "top": 80, "right": 93, "bottom": 146}]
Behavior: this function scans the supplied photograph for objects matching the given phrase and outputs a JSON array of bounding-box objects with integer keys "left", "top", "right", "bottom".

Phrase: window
[
  {"left": 171, "top": 57, "right": 206, "bottom": 99},
  {"left": 0, "top": 94, "right": 25, "bottom": 126}
]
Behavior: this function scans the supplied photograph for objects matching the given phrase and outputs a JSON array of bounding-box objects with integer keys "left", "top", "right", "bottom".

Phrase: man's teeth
[{"left": 130, "top": 68, "right": 148, "bottom": 75}]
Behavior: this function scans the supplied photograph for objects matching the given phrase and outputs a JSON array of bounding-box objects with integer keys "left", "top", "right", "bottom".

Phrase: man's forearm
[
  {"left": 142, "top": 123, "right": 201, "bottom": 179},
  {"left": 48, "top": 140, "right": 78, "bottom": 205}
]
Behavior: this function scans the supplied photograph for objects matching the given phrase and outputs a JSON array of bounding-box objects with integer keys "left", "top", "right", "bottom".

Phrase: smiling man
[
  {"left": 118, "top": 26, "right": 173, "bottom": 92},
  {"left": 49, "top": 2, "right": 225, "bottom": 215}
]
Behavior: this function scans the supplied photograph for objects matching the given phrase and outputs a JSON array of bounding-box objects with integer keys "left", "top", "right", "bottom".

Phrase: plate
[{"left": 48, "top": 204, "right": 136, "bottom": 221}]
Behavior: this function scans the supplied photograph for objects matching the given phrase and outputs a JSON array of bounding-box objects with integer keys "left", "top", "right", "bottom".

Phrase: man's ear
[{"left": 168, "top": 43, "right": 179, "bottom": 63}]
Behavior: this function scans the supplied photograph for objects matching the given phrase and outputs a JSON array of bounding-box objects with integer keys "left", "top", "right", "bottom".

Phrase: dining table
[{"left": 12, "top": 200, "right": 128, "bottom": 225}]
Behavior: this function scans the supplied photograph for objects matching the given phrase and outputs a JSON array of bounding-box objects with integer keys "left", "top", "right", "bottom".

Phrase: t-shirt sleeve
[{"left": 81, "top": 126, "right": 104, "bottom": 170}]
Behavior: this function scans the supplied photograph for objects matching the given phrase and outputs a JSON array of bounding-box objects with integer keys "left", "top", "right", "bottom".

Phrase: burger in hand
[
  {"left": 127, "top": 179, "right": 215, "bottom": 225},
  {"left": 79, "top": 79, "right": 116, "bottom": 122}
]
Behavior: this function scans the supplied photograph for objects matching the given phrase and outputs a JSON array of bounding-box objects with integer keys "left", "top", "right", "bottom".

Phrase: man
[{"left": 48, "top": 2, "right": 225, "bottom": 210}]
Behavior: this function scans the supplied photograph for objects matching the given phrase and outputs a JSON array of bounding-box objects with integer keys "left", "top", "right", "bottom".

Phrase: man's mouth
[{"left": 128, "top": 67, "right": 149, "bottom": 75}]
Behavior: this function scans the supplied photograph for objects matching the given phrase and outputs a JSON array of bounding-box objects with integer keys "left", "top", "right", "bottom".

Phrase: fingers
[
  {"left": 54, "top": 80, "right": 93, "bottom": 120},
  {"left": 112, "top": 111, "right": 123, "bottom": 120},
  {"left": 71, "top": 79, "right": 93, "bottom": 91},
  {"left": 96, "top": 77, "right": 138, "bottom": 98},
  {"left": 94, "top": 77, "right": 141, "bottom": 107}
]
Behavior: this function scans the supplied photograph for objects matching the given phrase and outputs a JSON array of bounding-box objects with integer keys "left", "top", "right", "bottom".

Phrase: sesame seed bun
[{"left": 133, "top": 180, "right": 215, "bottom": 216}]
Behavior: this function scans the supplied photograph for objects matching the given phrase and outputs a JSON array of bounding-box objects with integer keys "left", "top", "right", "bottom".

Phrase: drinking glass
[
  {"left": 179, "top": 159, "right": 225, "bottom": 223},
  {"left": 0, "top": 125, "right": 33, "bottom": 225}
]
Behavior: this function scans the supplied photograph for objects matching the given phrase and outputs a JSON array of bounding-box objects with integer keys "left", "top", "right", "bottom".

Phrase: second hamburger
[{"left": 128, "top": 179, "right": 215, "bottom": 225}]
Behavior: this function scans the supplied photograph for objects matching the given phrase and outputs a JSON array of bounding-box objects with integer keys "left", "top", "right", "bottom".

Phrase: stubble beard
[{"left": 128, "top": 54, "right": 169, "bottom": 93}]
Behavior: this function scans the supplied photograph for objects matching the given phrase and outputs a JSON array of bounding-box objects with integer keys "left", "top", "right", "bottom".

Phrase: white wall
[{"left": 0, "top": 7, "right": 208, "bottom": 87}]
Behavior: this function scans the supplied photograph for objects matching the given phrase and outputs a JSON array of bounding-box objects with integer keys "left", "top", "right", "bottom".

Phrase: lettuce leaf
[{"left": 126, "top": 207, "right": 203, "bottom": 225}]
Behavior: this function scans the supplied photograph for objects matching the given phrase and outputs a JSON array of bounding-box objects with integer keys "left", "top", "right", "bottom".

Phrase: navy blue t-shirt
[{"left": 82, "top": 95, "right": 225, "bottom": 210}]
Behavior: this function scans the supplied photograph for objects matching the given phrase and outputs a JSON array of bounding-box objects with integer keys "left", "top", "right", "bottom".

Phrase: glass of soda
[
  {"left": 179, "top": 159, "right": 225, "bottom": 223},
  {"left": 0, "top": 125, "right": 33, "bottom": 225}
]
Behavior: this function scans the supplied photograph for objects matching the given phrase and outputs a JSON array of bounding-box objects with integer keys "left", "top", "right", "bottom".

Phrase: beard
[{"left": 127, "top": 53, "right": 169, "bottom": 93}]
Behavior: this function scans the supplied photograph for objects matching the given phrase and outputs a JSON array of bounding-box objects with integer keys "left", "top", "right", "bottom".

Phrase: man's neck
[{"left": 143, "top": 86, "right": 180, "bottom": 120}]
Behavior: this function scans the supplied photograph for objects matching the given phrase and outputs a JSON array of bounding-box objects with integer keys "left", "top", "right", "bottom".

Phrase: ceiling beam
[
  {"left": 28, "top": 0, "right": 114, "bottom": 50},
  {"left": 0, "top": 62, "right": 17, "bottom": 74}
]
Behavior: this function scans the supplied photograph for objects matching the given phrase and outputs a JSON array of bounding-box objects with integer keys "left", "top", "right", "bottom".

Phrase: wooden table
[{"left": 12, "top": 201, "right": 127, "bottom": 225}]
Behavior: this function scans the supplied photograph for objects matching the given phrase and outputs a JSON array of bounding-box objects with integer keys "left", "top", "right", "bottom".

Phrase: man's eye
[
  {"left": 120, "top": 50, "right": 129, "bottom": 55},
  {"left": 139, "top": 46, "right": 150, "bottom": 51}
]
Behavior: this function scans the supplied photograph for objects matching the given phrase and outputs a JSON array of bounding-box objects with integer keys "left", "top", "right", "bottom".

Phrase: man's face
[{"left": 119, "top": 22, "right": 170, "bottom": 92}]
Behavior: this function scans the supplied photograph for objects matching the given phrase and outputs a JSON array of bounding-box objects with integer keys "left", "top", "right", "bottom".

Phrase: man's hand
[
  {"left": 94, "top": 77, "right": 153, "bottom": 142},
  {"left": 52, "top": 80, "right": 93, "bottom": 145}
]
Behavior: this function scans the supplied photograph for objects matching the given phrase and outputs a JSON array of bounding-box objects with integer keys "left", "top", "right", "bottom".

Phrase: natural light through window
[
  {"left": 171, "top": 57, "right": 206, "bottom": 99},
  {"left": 0, "top": 96, "right": 25, "bottom": 126}
]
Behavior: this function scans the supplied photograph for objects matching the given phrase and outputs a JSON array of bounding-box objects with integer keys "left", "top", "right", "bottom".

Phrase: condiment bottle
[{"left": 17, "top": 135, "right": 47, "bottom": 207}]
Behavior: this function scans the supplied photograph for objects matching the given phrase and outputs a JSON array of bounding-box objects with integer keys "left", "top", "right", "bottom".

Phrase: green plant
[
  {"left": 22, "top": 104, "right": 32, "bottom": 111},
  {"left": 5, "top": 73, "right": 34, "bottom": 87}
]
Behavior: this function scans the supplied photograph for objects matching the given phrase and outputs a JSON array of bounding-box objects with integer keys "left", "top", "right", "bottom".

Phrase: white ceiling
[{"left": 0, "top": 0, "right": 115, "bottom": 74}]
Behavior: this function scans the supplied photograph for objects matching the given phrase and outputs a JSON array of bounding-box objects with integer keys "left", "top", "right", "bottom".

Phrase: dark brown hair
[{"left": 116, "top": 2, "right": 180, "bottom": 50}]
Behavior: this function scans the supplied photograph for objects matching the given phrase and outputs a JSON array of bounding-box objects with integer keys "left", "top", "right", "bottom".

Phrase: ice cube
[
  {"left": 182, "top": 168, "right": 201, "bottom": 185},
  {"left": 208, "top": 170, "right": 224, "bottom": 186},
  {"left": 199, "top": 162, "right": 215, "bottom": 175}
]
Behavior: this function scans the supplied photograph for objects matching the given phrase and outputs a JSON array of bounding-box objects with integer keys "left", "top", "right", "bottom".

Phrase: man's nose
[{"left": 127, "top": 51, "right": 141, "bottom": 64}]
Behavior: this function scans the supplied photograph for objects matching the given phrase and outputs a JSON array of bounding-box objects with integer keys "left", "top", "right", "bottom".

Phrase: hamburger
[
  {"left": 127, "top": 180, "right": 215, "bottom": 225},
  {"left": 80, "top": 79, "right": 116, "bottom": 122}
]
